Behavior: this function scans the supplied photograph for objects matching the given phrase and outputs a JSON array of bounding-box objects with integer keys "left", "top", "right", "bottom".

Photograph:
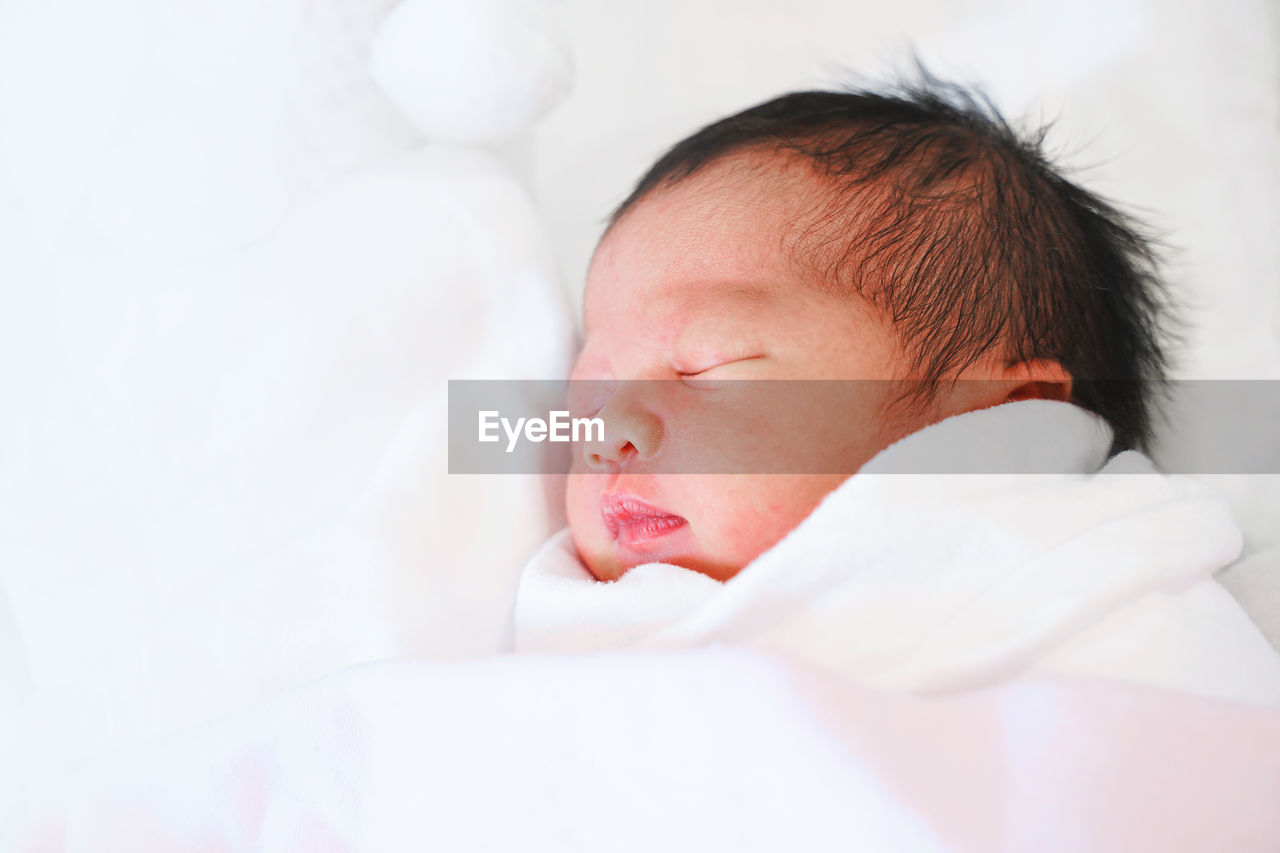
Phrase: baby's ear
[{"left": 1003, "top": 359, "right": 1072, "bottom": 403}]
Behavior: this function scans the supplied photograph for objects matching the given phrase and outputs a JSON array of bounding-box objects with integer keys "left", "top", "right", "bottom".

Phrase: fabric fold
[{"left": 514, "top": 400, "right": 1280, "bottom": 704}]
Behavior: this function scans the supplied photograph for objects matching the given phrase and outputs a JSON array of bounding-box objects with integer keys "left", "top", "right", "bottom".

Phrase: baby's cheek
[
  {"left": 564, "top": 474, "right": 611, "bottom": 577},
  {"left": 704, "top": 475, "right": 841, "bottom": 569}
]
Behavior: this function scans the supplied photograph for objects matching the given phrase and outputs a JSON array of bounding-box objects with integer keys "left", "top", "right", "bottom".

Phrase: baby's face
[{"left": 567, "top": 158, "right": 929, "bottom": 581}]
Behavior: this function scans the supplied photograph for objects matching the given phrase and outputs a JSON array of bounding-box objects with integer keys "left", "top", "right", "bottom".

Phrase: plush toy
[{"left": 369, "top": 0, "right": 572, "bottom": 143}]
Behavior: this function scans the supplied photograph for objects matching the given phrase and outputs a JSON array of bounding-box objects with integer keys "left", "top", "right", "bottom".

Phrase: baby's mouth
[{"left": 600, "top": 492, "right": 688, "bottom": 549}]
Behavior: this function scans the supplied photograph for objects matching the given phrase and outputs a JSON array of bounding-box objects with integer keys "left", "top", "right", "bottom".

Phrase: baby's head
[{"left": 567, "top": 77, "right": 1168, "bottom": 581}]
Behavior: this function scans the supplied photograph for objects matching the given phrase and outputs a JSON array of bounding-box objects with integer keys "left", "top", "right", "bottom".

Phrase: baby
[
  {"left": 518, "top": 75, "right": 1279, "bottom": 705},
  {"left": 565, "top": 77, "right": 1162, "bottom": 583}
]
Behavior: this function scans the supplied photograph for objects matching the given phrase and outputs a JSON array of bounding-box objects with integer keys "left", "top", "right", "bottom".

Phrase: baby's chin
[{"left": 573, "top": 529, "right": 746, "bottom": 583}]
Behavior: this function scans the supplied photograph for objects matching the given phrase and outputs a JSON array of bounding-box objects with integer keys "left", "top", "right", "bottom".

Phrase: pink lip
[{"left": 601, "top": 492, "right": 688, "bottom": 549}]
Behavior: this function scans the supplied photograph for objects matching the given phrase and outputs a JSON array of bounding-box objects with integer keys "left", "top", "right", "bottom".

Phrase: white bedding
[
  {"left": 3, "top": 2, "right": 1280, "bottom": 848},
  {"left": 0, "top": 0, "right": 575, "bottom": 782},
  {"left": 516, "top": 401, "right": 1280, "bottom": 705},
  {"left": 14, "top": 404, "right": 1280, "bottom": 851},
  {"left": 20, "top": 651, "right": 1280, "bottom": 852}
]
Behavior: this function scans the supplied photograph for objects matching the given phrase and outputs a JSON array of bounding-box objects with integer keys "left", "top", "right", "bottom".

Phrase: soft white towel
[{"left": 514, "top": 400, "right": 1280, "bottom": 704}]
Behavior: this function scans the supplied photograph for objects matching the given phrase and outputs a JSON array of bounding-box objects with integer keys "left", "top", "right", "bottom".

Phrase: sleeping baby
[{"left": 513, "top": 76, "right": 1280, "bottom": 705}]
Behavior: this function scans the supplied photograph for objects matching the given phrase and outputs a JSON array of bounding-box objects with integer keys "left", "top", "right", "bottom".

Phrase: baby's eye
[{"left": 677, "top": 355, "right": 766, "bottom": 387}]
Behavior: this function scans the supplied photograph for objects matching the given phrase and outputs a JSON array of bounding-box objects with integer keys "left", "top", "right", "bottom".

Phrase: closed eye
[{"left": 678, "top": 355, "right": 767, "bottom": 385}]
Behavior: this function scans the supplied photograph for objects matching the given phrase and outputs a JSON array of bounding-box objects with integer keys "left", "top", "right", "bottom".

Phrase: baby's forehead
[
  {"left": 647, "top": 149, "right": 832, "bottom": 229},
  {"left": 585, "top": 152, "right": 845, "bottom": 310}
]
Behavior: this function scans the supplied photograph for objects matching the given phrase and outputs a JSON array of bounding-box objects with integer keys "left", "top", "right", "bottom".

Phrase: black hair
[{"left": 608, "top": 71, "right": 1171, "bottom": 452}]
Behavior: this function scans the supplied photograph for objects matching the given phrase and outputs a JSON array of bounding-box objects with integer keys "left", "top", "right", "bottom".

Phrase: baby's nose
[{"left": 581, "top": 387, "right": 662, "bottom": 471}]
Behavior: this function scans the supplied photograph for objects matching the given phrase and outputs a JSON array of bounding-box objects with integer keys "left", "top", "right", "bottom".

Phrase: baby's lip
[{"left": 601, "top": 491, "right": 688, "bottom": 549}]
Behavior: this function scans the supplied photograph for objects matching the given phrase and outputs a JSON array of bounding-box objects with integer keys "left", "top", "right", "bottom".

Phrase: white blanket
[
  {"left": 17, "top": 401, "right": 1280, "bottom": 851},
  {"left": 515, "top": 400, "right": 1280, "bottom": 705},
  {"left": 20, "top": 652, "right": 1280, "bottom": 852}
]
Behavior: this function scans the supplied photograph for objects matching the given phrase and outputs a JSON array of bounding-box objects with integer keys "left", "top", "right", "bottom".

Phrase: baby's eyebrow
[
  {"left": 672, "top": 280, "right": 779, "bottom": 312},
  {"left": 639, "top": 281, "right": 784, "bottom": 339},
  {"left": 583, "top": 280, "right": 778, "bottom": 337},
  {"left": 698, "top": 280, "right": 775, "bottom": 299}
]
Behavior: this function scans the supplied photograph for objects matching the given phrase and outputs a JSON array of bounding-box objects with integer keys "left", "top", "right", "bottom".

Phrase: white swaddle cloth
[{"left": 514, "top": 400, "right": 1280, "bottom": 704}]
